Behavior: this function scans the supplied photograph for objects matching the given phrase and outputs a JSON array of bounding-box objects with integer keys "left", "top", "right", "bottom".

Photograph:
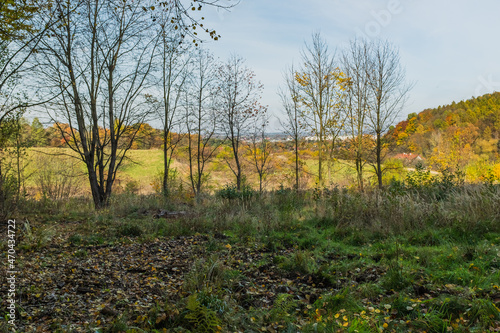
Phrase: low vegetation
[{"left": 1, "top": 169, "right": 499, "bottom": 332}]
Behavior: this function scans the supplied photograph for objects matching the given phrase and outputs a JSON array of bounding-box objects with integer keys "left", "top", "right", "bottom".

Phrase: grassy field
[
  {"left": 1, "top": 176, "right": 499, "bottom": 332},
  {"left": 24, "top": 148, "right": 167, "bottom": 195},
  {"left": 22, "top": 148, "right": 401, "bottom": 198}
]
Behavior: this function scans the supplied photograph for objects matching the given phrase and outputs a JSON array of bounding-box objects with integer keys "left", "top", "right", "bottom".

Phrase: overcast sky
[{"left": 201, "top": 0, "right": 500, "bottom": 130}]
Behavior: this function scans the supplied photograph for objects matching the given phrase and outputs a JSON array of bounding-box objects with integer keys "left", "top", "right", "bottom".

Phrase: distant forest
[{"left": 390, "top": 92, "right": 500, "bottom": 170}]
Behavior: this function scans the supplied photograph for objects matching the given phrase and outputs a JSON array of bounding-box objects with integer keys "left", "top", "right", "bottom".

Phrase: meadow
[
  {"left": 1, "top": 151, "right": 499, "bottom": 332},
  {"left": 23, "top": 147, "right": 377, "bottom": 197}
]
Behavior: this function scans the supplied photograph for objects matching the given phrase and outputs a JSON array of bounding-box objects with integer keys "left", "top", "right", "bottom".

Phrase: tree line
[
  {"left": 281, "top": 33, "right": 411, "bottom": 192},
  {"left": 391, "top": 92, "right": 500, "bottom": 172},
  {"left": 0, "top": 1, "right": 411, "bottom": 211}
]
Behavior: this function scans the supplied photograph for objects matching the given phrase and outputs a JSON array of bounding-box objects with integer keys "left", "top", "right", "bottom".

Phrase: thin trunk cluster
[
  {"left": 280, "top": 65, "right": 304, "bottom": 191},
  {"left": 35, "top": 0, "right": 158, "bottom": 208},
  {"left": 283, "top": 34, "right": 410, "bottom": 191},
  {"left": 293, "top": 32, "right": 346, "bottom": 186},
  {"left": 217, "top": 55, "right": 266, "bottom": 190},
  {"left": 184, "top": 49, "right": 221, "bottom": 197}
]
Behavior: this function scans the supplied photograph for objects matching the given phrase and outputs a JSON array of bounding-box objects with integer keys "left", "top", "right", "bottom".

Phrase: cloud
[{"left": 200, "top": 0, "right": 500, "bottom": 130}]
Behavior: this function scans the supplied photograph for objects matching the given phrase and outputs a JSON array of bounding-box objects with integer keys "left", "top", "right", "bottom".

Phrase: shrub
[
  {"left": 19, "top": 220, "right": 55, "bottom": 250},
  {"left": 183, "top": 256, "right": 229, "bottom": 294},
  {"left": 33, "top": 153, "right": 82, "bottom": 201},
  {"left": 124, "top": 180, "right": 140, "bottom": 194},
  {"left": 216, "top": 183, "right": 254, "bottom": 200},
  {"left": 405, "top": 163, "right": 433, "bottom": 188},
  {"left": 117, "top": 223, "right": 143, "bottom": 237}
]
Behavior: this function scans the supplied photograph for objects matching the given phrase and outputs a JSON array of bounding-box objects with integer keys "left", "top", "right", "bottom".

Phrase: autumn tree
[
  {"left": 154, "top": 22, "right": 190, "bottom": 197},
  {"left": 0, "top": 0, "right": 52, "bottom": 130},
  {"left": 295, "top": 33, "right": 346, "bottom": 186},
  {"left": 131, "top": 123, "right": 159, "bottom": 149},
  {"left": 429, "top": 124, "right": 479, "bottom": 171},
  {"left": 366, "top": 39, "right": 411, "bottom": 189},
  {"left": 340, "top": 39, "right": 372, "bottom": 191},
  {"left": 0, "top": 0, "right": 40, "bottom": 40},
  {"left": 279, "top": 65, "right": 304, "bottom": 191},
  {"left": 33, "top": 0, "right": 236, "bottom": 208},
  {"left": 216, "top": 55, "right": 265, "bottom": 190}
]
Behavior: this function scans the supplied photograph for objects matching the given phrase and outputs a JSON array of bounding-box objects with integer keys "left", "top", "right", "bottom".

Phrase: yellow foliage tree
[{"left": 294, "top": 33, "right": 347, "bottom": 185}]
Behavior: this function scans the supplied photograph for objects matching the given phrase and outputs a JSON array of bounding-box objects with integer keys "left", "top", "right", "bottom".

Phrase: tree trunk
[
  {"left": 356, "top": 155, "right": 364, "bottom": 192},
  {"left": 259, "top": 173, "right": 263, "bottom": 193},
  {"left": 231, "top": 129, "right": 242, "bottom": 190},
  {"left": 235, "top": 164, "right": 241, "bottom": 190},
  {"left": 318, "top": 139, "right": 323, "bottom": 186},
  {"left": 376, "top": 131, "right": 383, "bottom": 189},
  {"left": 163, "top": 131, "right": 169, "bottom": 196},
  {"left": 105, "top": 66, "right": 117, "bottom": 205},
  {"left": 88, "top": 166, "right": 106, "bottom": 209},
  {"left": 295, "top": 137, "right": 299, "bottom": 191}
]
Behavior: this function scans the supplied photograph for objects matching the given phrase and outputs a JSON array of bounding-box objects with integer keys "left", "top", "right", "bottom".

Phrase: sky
[{"left": 200, "top": 0, "right": 500, "bottom": 130}]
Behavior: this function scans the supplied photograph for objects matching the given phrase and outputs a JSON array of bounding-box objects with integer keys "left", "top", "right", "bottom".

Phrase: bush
[
  {"left": 124, "top": 180, "right": 140, "bottom": 194},
  {"left": 183, "top": 256, "right": 229, "bottom": 294},
  {"left": 0, "top": 167, "right": 20, "bottom": 220},
  {"left": 33, "top": 153, "right": 82, "bottom": 201},
  {"left": 216, "top": 183, "right": 254, "bottom": 200},
  {"left": 117, "top": 223, "right": 143, "bottom": 237}
]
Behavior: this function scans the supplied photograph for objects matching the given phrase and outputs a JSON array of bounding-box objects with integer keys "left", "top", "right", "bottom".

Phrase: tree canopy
[{"left": 0, "top": 0, "right": 40, "bottom": 41}]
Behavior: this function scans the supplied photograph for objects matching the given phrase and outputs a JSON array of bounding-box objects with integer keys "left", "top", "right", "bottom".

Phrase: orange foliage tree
[{"left": 429, "top": 124, "right": 479, "bottom": 171}]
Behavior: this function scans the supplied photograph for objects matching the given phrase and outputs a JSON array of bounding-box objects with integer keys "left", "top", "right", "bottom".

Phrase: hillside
[{"left": 391, "top": 92, "right": 500, "bottom": 171}]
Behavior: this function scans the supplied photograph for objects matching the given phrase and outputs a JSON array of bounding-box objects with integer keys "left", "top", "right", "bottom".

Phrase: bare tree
[
  {"left": 30, "top": 0, "right": 237, "bottom": 208},
  {"left": 247, "top": 112, "right": 271, "bottom": 193},
  {"left": 295, "top": 32, "right": 346, "bottom": 186},
  {"left": 216, "top": 55, "right": 265, "bottom": 190},
  {"left": 184, "top": 48, "right": 222, "bottom": 197},
  {"left": 155, "top": 20, "right": 191, "bottom": 197},
  {"left": 279, "top": 65, "right": 304, "bottom": 191},
  {"left": 34, "top": 0, "right": 159, "bottom": 208},
  {"left": 341, "top": 38, "right": 371, "bottom": 192},
  {"left": 366, "top": 40, "right": 411, "bottom": 189},
  {"left": 152, "top": 0, "right": 236, "bottom": 196}
]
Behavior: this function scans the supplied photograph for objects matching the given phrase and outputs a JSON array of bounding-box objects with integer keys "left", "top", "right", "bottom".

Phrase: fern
[
  {"left": 185, "top": 294, "right": 221, "bottom": 333},
  {"left": 270, "top": 293, "right": 297, "bottom": 320}
]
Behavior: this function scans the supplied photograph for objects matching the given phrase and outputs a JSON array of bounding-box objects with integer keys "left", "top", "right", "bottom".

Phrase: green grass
[
  {"left": 24, "top": 148, "right": 166, "bottom": 195},
  {"left": 6, "top": 182, "right": 500, "bottom": 332},
  {"left": 22, "top": 148, "right": 406, "bottom": 198},
  {"left": 117, "top": 149, "right": 164, "bottom": 187}
]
